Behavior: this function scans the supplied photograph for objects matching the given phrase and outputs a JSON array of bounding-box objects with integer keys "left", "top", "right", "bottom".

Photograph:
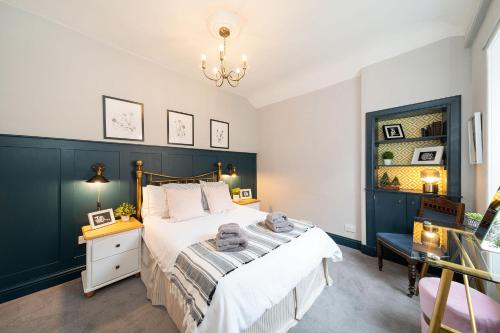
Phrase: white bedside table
[
  {"left": 80, "top": 217, "right": 143, "bottom": 297},
  {"left": 234, "top": 198, "right": 261, "bottom": 210}
]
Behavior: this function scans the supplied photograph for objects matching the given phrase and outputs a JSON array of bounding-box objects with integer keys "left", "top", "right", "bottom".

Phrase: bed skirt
[{"left": 141, "top": 242, "right": 333, "bottom": 333}]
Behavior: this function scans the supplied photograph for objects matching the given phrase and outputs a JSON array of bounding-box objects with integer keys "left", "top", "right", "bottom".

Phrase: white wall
[
  {"left": 361, "top": 36, "right": 473, "bottom": 244},
  {"left": 257, "top": 78, "right": 361, "bottom": 239},
  {"left": 471, "top": 0, "right": 500, "bottom": 212},
  {"left": 0, "top": 3, "right": 257, "bottom": 152}
]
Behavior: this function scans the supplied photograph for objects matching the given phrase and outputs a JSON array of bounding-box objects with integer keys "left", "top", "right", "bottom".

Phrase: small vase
[
  {"left": 121, "top": 215, "right": 130, "bottom": 222},
  {"left": 383, "top": 159, "right": 392, "bottom": 165}
]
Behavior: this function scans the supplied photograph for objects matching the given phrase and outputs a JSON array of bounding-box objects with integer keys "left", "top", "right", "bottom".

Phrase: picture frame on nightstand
[
  {"left": 240, "top": 189, "right": 252, "bottom": 199},
  {"left": 88, "top": 208, "right": 116, "bottom": 229}
]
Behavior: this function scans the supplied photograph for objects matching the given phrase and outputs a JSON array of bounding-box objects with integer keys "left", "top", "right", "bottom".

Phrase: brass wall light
[
  {"left": 227, "top": 164, "right": 237, "bottom": 177},
  {"left": 86, "top": 163, "right": 110, "bottom": 210}
]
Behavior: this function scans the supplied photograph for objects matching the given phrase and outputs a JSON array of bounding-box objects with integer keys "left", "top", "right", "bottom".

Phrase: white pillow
[
  {"left": 144, "top": 185, "right": 168, "bottom": 218},
  {"left": 197, "top": 181, "right": 225, "bottom": 210},
  {"left": 165, "top": 187, "right": 205, "bottom": 222},
  {"left": 200, "top": 181, "right": 234, "bottom": 214},
  {"left": 162, "top": 183, "right": 207, "bottom": 210}
]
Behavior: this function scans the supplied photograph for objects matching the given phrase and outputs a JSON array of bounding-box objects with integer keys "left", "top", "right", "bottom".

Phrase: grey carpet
[{"left": 0, "top": 246, "right": 420, "bottom": 333}]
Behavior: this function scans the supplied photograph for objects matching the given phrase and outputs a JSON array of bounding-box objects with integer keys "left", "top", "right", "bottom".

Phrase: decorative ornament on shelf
[
  {"left": 382, "top": 151, "right": 394, "bottom": 165},
  {"left": 379, "top": 172, "right": 391, "bottom": 187},
  {"left": 379, "top": 172, "right": 401, "bottom": 191},
  {"left": 201, "top": 26, "right": 247, "bottom": 87}
]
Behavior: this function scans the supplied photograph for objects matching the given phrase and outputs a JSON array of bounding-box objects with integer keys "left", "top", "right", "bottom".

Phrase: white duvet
[{"left": 142, "top": 204, "right": 342, "bottom": 333}]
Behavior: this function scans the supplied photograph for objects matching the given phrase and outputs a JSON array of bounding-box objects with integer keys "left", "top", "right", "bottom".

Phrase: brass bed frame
[{"left": 135, "top": 160, "right": 222, "bottom": 220}]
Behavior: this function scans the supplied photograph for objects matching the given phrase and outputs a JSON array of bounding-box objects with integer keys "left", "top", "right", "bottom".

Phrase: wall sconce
[
  {"left": 420, "top": 169, "right": 440, "bottom": 194},
  {"left": 227, "top": 164, "right": 237, "bottom": 177},
  {"left": 86, "top": 163, "right": 110, "bottom": 210}
]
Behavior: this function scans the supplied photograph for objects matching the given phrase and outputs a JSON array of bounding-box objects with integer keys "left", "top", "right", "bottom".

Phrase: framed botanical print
[
  {"left": 167, "top": 110, "right": 194, "bottom": 146},
  {"left": 210, "top": 119, "right": 229, "bottom": 149},
  {"left": 103, "top": 95, "right": 144, "bottom": 141}
]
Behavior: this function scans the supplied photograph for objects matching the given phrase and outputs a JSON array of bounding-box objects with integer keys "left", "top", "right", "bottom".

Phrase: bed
[{"left": 134, "top": 160, "right": 342, "bottom": 333}]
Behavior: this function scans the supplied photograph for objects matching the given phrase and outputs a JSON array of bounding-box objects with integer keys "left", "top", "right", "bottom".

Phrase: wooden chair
[{"left": 376, "top": 196, "right": 465, "bottom": 297}]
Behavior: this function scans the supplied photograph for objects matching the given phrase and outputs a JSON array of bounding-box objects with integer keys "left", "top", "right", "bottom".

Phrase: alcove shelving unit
[{"left": 363, "top": 96, "right": 461, "bottom": 255}]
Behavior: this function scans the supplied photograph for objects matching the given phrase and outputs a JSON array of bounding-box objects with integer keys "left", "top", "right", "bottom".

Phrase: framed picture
[
  {"left": 240, "top": 188, "right": 252, "bottom": 199},
  {"left": 103, "top": 95, "right": 144, "bottom": 141},
  {"left": 167, "top": 110, "right": 194, "bottom": 146},
  {"left": 411, "top": 146, "right": 445, "bottom": 165},
  {"left": 88, "top": 208, "right": 116, "bottom": 229},
  {"left": 382, "top": 124, "right": 405, "bottom": 140},
  {"left": 468, "top": 112, "right": 483, "bottom": 164},
  {"left": 210, "top": 119, "right": 229, "bottom": 149}
]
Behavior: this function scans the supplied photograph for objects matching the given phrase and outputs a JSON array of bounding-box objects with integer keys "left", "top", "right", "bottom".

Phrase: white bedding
[{"left": 142, "top": 204, "right": 342, "bottom": 333}]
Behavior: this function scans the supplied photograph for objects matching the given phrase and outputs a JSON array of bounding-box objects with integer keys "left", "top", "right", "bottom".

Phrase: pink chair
[{"left": 419, "top": 277, "right": 500, "bottom": 333}]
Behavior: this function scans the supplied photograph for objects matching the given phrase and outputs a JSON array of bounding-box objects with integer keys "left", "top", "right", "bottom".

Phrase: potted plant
[
  {"left": 231, "top": 187, "right": 241, "bottom": 201},
  {"left": 382, "top": 151, "right": 394, "bottom": 165},
  {"left": 114, "top": 202, "right": 136, "bottom": 222},
  {"left": 464, "top": 212, "right": 483, "bottom": 229}
]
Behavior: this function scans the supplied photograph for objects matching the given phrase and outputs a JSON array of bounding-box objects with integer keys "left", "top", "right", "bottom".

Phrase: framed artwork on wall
[
  {"left": 167, "top": 110, "right": 194, "bottom": 146},
  {"left": 382, "top": 124, "right": 405, "bottom": 140},
  {"left": 411, "top": 146, "right": 444, "bottom": 165},
  {"left": 103, "top": 95, "right": 144, "bottom": 141},
  {"left": 210, "top": 119, "right": 229, "bottom": 149}
]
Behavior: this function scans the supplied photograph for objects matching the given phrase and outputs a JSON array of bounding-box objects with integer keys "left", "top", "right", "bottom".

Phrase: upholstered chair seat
[
  {"left": 376, "top": 233, "right": 412, "bottom": 255},
  {"left": 419, "top": 277, "right": 500, "bottom": 333}
]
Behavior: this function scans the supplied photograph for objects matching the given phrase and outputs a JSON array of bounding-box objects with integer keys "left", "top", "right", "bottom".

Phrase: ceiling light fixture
[{"left": 201, "top": 26, "right": 247, "bottom": 87}]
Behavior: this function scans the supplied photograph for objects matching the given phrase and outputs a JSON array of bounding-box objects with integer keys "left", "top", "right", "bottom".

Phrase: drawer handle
[
  {"left": 115, "top": 244, "right": 120, "bottom": 248},
  {"left": 398, "top": 200, "right": 402, "bottom": 204},
  {"left": 115, "top": 265, "right": 120, "bottom": 270}
]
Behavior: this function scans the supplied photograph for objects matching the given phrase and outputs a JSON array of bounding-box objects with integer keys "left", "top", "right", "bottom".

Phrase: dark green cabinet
[
  {"left": 406, "top": 194, "right": 421, "bottom": 234},
  {"left": 373, "top": 191, "right": 407, "bottom": 234}
]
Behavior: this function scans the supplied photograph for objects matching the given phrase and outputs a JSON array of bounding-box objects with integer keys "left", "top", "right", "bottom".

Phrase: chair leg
[
  {"left": 376, "top": 240, "right": 383, "bottom": 271},
  {"left": 407, "top": 262, "right": 417, "bottom": 297},
  {"left": 415, "top": 262, "right": 429, "bottom": 296}
]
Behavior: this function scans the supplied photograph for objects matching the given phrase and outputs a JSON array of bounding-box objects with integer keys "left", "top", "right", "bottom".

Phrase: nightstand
[
  {"left": 234, "top": 198, "right": 261, "bottom": 210},
  {"left": 81, "top": 217, "right": 143, "bottom": 297}
]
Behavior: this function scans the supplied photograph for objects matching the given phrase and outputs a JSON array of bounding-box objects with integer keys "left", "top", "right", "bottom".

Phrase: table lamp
[
  {"left": 420, "top": 169, "right": 440, "bottom": 194},
  {"left": 86, "top": 163, "right": 110, "bottom": 210}
]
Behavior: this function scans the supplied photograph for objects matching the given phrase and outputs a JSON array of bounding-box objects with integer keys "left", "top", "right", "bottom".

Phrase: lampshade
[
  {"left": 420, "top": 169, "right": 440, "bottom": 184},
  {"left": 86, "top": 163, "right": 110, "bottom": 183}
]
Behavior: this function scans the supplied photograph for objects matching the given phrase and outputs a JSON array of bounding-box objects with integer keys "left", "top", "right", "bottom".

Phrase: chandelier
[{"left": 201, "top": 26, "right": 247, "bottom": 87}]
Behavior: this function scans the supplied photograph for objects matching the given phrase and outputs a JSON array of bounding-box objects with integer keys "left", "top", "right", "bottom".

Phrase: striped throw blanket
[{"left": 170, "top": 220, "right": 314, "bottom": 327}]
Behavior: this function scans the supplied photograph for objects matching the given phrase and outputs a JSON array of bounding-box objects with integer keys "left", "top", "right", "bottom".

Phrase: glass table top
[{"left": 411, "top": 218, "right": 500, "bottom": 283}]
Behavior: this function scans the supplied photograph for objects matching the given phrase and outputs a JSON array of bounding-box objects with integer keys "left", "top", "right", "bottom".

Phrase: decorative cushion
[
  {"left": 165, "top": 187, "right": 205, "bottom": 222},
  {"left": 376, "top": 232, "right": 413, "bottom": 256},
  {"left": 419, "top": 277, "right": 500, "bottom": 333},
  {"left": 200, "top": 181, "right": 234, "bottom": 214}
]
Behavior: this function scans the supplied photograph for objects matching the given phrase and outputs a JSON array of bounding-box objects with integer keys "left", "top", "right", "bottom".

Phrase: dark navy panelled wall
[{"left": 0, "top": 134, "right": 257, "bottom": 302}]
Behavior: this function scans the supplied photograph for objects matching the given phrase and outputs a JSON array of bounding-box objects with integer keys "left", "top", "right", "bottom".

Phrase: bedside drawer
[
  {"left": 91, "top": 249, "right": 139, "bottom": 287},
  {"left": 92, "top": 230, "right": 139, "bottom": 261}
]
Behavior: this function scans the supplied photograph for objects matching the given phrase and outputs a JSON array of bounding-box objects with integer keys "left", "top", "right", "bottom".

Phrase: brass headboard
[{"left": 135, "top": 160, "right": 222, "bottom": 220}]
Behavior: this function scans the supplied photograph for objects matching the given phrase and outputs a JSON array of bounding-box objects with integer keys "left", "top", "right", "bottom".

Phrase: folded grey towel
[
  {"left": 265, "top": 220, "right": 294, "bottom": 233},
  {"left": 217, "top": 223, "right": 241, "bottom": 239},
  {"left": 266, "top": 212, "right": 288, "bottom": 224},
  {"left": 215, "top": 236, "right": 248, "bottom": 252}
]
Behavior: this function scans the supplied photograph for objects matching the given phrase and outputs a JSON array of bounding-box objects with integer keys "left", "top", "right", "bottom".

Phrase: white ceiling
[{"left": 3, "top": 0, "right": 478, "bottom": 108}]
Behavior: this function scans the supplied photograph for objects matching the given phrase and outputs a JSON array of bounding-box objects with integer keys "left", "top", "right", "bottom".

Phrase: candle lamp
[{"left": 420, "top": 169, "right": 440, "bottom": 194}]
